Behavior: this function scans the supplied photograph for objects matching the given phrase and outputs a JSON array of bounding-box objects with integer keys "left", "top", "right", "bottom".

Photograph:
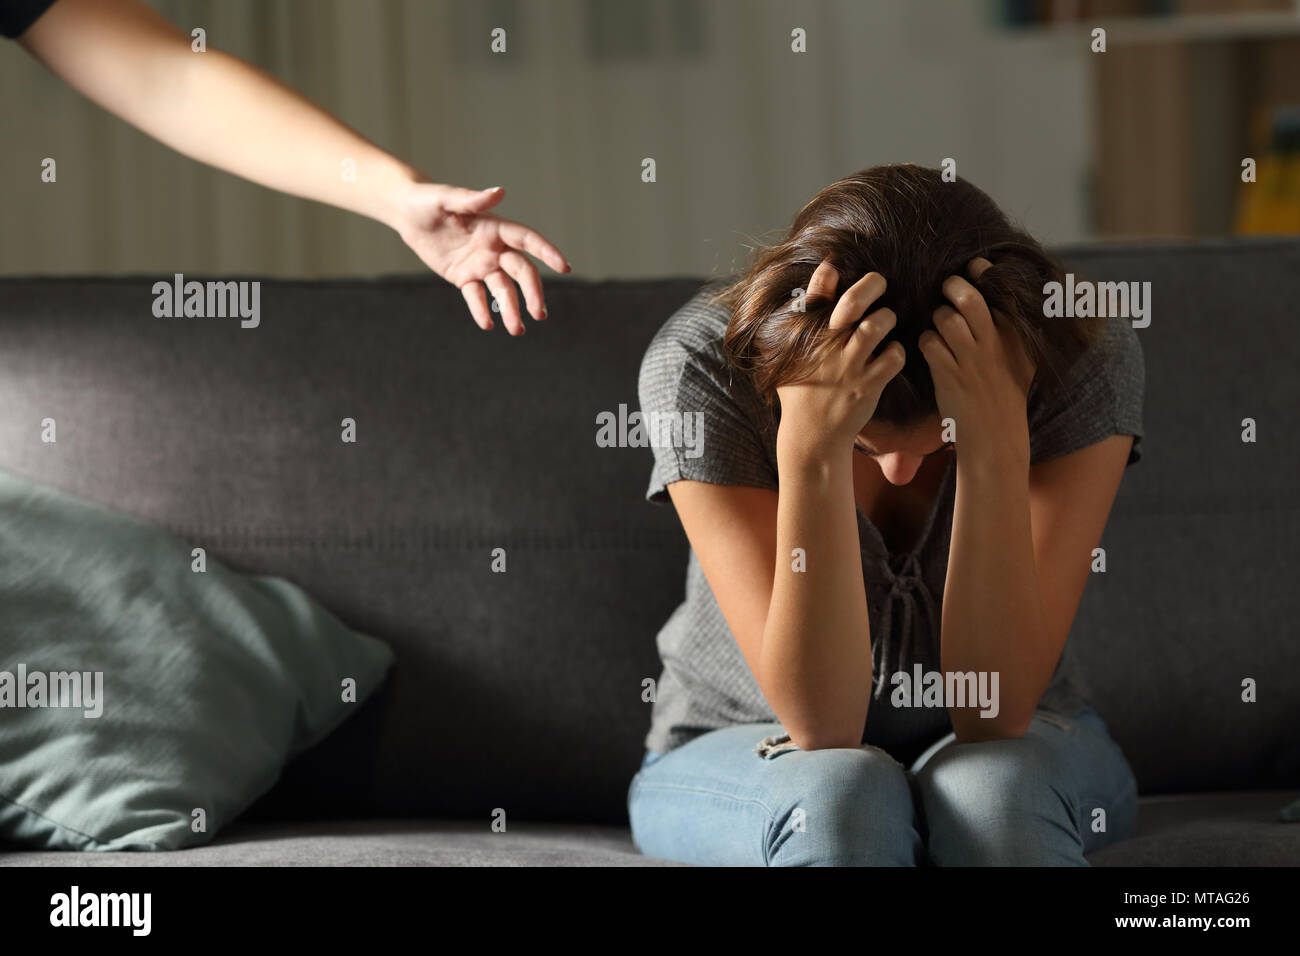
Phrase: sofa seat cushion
[
  {"left": 1088, "top": 790, "right": 1300, "bottom": 866},
  {"left": 4, "top": 790, "right": 1295, "bottom": 866},
  {"left": 0, "top": 819, "right": 681, "bottom": 866}
]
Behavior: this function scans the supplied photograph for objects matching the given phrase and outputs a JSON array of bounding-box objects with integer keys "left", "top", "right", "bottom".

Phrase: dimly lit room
[{"left": 0, "top": 0, "right": 1296, "bottom": 932}]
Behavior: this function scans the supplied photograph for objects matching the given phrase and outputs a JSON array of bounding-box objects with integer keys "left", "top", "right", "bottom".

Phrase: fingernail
[{"left": 539, "top": 307, "right": 548, "bottom": 320}]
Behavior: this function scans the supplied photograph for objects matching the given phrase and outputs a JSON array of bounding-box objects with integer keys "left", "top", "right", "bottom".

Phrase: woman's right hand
[{"left": 775, "top": 262, "right": 906, "bottom": 459}]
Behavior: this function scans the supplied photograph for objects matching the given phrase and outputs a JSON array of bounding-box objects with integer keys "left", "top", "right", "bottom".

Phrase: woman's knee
[
  {"left": 914, "top": 734, "right": 1085, "bottom": 866},
  {"left": 763, "top": 745, "right": 921, "bottom": 866},
  {"left": 629, "top": 732, "right": 922, "bottom": 866}
]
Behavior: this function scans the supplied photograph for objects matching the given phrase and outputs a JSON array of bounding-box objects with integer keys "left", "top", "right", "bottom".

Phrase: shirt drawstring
[{"left": 871, "top": 551, "right": 941, "bottom": 699}]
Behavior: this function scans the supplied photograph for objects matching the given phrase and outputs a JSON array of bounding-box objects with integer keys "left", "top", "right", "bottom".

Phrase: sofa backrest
[
  {"left": 1040, "top": 239, "right": 1299, "bottom": 795},
  {"left": 0, "top": 240, "right": 1295, "bottom": 823}
]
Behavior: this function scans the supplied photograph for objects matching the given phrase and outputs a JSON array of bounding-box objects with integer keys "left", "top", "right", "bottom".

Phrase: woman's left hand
[{"left": 917, "top": 257, "right": 1036, "bottom": 469}]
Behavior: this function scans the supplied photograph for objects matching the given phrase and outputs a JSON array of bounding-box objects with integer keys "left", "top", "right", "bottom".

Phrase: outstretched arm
[{"left": 18, "top": 0, "right": 569, "bottom": 334}]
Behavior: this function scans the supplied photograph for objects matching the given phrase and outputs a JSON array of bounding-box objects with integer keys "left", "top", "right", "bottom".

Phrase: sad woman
[{"left": 628, "top": 163, "right": 1144, "bottom": 866}]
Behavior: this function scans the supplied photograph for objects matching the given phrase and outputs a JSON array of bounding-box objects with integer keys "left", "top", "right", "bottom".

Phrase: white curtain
[{"left": 0, "top": 0, "right": 1090, "bottom": 278}]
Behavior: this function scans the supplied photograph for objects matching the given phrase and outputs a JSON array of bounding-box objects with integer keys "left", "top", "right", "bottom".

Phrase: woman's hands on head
[
  {"left": 774, "top": 260, "right": 906, "bottom": 462},
  {"left": 773, "top": 255, "right": 1038, "bottom": 467},
  {"left": 394, "top": 183, "right": 571, "bottom": 336},
  {"left": 918, "top": 256, "right": 1037, "bottom": 468}
]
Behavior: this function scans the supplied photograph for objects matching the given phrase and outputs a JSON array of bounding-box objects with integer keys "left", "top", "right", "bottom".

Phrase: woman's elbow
[
  {"left": 787, "top": 728, "right": 865, "bottom": 752},
  {"left": 777, "top": 707, "right": 869, "bottom": 751},
  {"left": 757, "top": 667, "right": 869, "bottom": 752}
]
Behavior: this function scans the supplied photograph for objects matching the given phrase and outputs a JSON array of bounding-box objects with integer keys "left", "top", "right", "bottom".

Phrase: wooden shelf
[{"left": 1020, "top": 11, "right": 1300, "bottom": 42}]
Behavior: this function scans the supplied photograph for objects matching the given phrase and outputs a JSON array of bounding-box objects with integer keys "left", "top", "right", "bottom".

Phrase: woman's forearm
[
  {"left": 22, "top": 0, "right": 422, "bottom": 230},
  {"left": 941, "top": 450, "right": 1053, "bottom": 741},
  {"left": 759, "top": 438, "right": 872, "bottom": 750},
  {"left": 148, "top": 49, "right": 422, "bottom": 229}
]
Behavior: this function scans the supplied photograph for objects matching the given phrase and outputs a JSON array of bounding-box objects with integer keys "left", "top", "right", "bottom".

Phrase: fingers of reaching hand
[
  {"left": 460, "top": 282, "right": 493, "bottom": 331},
  {"left": 439, "top": 185, "right": 506, "bottom": 215},
  {"left": 498, "top": 220, "right": 569, "bottom": 275},
  {"left": 499, "top": 250, "right": 545, "bottom": 321},
  {"left": 483, "top": 271, "right": 524, "bottom": 335}
]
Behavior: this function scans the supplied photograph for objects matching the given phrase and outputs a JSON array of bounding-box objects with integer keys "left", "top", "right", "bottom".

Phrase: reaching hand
[
  {"left": 15, "top": 1, "right": 573, "bottom": 337},
  {"left": 395, "top": 183, "right": 571, "bottom": 335}
]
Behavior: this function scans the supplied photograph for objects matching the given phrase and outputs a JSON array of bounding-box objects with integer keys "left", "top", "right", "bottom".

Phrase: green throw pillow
[{"left": 0, "top": 470, "right": 393, "bottom": 850}]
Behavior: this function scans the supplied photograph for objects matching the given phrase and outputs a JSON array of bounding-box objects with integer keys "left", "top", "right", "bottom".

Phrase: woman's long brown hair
[{"left": 717, "top": 164, "right": 1105, "bottom": 426}]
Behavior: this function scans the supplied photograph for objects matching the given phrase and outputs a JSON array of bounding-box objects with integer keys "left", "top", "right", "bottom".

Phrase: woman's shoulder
[
  {"left": 1057, "top": 311, "right": 1145, "bottom": 410},
  {"left": 1028, "top": 312, "right": 1147, "bottom": 465},
  {"left": 639, "top": 280, "right": 758, "bottom": 414},
  {"left": 640, "top": 281, "right": 733, "bottom": 373},
  {"left": 1096, "top": 310, "right": 1145, "bottom": 389},
  {"left": 637, "top": 281, "right": 780, "bottom": 502}
]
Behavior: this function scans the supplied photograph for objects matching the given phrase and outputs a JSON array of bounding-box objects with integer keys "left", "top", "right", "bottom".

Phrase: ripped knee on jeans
[
  {"left": 754, "top": 732, "right": 800, "bottom": 759},
  {"left": 753, "top": 732, "right": 905, "bottom": 770}
]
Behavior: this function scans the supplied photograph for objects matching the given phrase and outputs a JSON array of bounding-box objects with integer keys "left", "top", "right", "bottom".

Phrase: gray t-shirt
[{"left": 638, "top": 283, "right": 1145, "bottom": 764}]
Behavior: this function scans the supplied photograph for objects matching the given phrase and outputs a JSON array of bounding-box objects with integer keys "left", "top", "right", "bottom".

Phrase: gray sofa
[{"left": 1, "top": 238, "right": 1296, "bottom": 866}]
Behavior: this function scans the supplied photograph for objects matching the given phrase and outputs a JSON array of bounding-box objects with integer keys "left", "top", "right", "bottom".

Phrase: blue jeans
[{"left": 627, "top": 705, "right": 1138, "bottom": 866}]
